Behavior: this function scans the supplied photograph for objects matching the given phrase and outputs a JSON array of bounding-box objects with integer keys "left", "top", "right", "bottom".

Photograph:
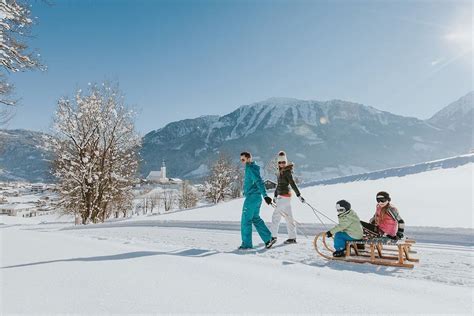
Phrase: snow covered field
[
  {"left": 1, "top": 218, "right": 473, "bottom": 314},
  {"left": 1, "top": 164, "right": 473, "bottom": 314}
]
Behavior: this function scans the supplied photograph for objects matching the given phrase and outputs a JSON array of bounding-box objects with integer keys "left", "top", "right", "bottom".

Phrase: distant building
[
  {"left": 146, "top": 161, "right": 182, "bottom": 185},
  {"left": 4, "top": 190, "right": 19, "bottom": 197},
  {"left": 264, "top": 179, "right": 277, "bottom": 190},
  {"left": 31, "top": 183, "right": 46, "bottom": 193},
  {"left": 0, "top": 203, "right": 37, "bottom": 217},
  {"left": 193, "top": 184, "right": 205, "bottom": 193}
]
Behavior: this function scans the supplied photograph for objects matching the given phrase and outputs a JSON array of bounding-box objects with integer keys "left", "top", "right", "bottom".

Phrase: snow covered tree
[
  {"left": 137, "top": 188, "right": 160, "bottom": 214},
  {"left": 139, "top": 197, "right": 148, "bottom": 215},
  {"left": 0, "top": 74, "right": 13, "bottom": 124},
  {"left": 0, "top": 0, "right": 43, "bottom": 121},
  {"left": 204, "top": 154, "right": 235, "bottom": 204},
  {"left": 178, "top": 180, "right": 198, "bottom": 209},
  {"left": 51, "top": 83, "right": 141, "bottom": 224},
  {"left": 229, "top": 164, "right": 243, "bottom": 198},
  {"left": 162, "top": 189, "right": 176, "bottom": 212},
  {"left": 109, "top": 193, "right": 132, "bottom": 219},
  {"left": 148, "top": 192, "right": 161, "bottom": 214},
  {"left": 264, "top": 156, "right": 279, "bottom": 181}
]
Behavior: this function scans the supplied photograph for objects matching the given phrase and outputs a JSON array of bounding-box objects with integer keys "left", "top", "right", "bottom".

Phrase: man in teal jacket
[{"left": 239, "top": 151, "right": 276, "bottom": 250}]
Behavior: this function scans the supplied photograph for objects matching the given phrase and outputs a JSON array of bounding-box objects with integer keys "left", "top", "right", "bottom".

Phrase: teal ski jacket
[{"left": 243, "top": 162, "right": 268, "bottom": 198}]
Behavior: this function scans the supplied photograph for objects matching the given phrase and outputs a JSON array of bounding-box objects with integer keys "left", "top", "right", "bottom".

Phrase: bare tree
[
  {"left": 162, "top": 189, "right": 176, "bottom": 212},
  {"left": 109, "top": 193, "right": 131, "bottom": 219},
  {"left": 0, "top": 0, "right": 44, "bottom": 122},
  {"left": 51, "top": 83, "right": 141, "bottom": 224},
  {"left": 204, "top": 153, "right": 235, "bottom": 204},
  {"left": 148, "top": 192, "right": 161, "bottom": 214},
  {"left": 141, "top": 197, "right": 149, "bottom": 215},
  {"left": 178, "top": 180, "right": 198, "bottom": 209},
  {"left": 0, "top": 74, "right": 14, "bottom": 124}
]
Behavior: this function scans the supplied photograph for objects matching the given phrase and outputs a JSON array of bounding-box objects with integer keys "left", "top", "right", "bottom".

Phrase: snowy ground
[
  {"left": 1, "top": 164, "right": 473, "bottom": 314},
  {"left": 1, "top": 214, "right": 473, "bottom": 314}
]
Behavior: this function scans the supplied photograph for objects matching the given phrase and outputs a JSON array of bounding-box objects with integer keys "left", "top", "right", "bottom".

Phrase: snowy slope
[
  {"left": 303, "top": 153, "right": 473, "bottom": 186},
  {"left": 1, "top": 161, "right": 472, "bottom": 313},
  {"left": 2, "top": 223, "right": 473, "bottom": 314},
  {"left": 143, "top": 162, "right": 473, "bottom": 228}
]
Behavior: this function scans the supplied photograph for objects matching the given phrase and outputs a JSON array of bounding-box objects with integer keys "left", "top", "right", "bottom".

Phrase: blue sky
[{"left": 7, "top": 0, "right": 473, "bottom": 134}]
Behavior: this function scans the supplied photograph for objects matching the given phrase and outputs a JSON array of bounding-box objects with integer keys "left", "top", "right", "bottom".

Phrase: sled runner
[{"left": 313, "top": 232, "right": 419, "bottom": 268}]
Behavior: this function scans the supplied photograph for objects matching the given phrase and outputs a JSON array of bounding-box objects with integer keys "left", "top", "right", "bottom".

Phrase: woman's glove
[{"left": 264, "top": 196, "right": 273, "bottom": 205}]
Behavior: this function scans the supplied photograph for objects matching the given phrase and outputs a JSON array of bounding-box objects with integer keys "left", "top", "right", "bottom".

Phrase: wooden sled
[
  {"left": 313, "top": 233, "right": 419, "bottom": 269},
  {"left": 330, "top": 237, "right": 418, "bottom": 256}
]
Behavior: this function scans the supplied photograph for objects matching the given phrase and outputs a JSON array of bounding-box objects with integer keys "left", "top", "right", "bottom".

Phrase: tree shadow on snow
[{"left": 1, "top": 249, "right": 220, "bottom": 269}]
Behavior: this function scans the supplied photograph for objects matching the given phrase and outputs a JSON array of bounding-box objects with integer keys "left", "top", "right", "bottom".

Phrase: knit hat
[
  {"left": 376, "top": 191, "right": 391, "bottom": 202},
  {"left": 336, "top": 200, "right": 351, "bottom": 213},
  {"left": 277, "top": 151, "right": 288, "bottom": 163}
]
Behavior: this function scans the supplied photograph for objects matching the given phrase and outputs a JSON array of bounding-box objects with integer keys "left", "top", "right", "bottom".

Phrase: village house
[
  {"left": 31, "top": 183, "right": 46, "bottom": 193},
  {"left": 264, "top": 179, "right": 277, "bottom": 190},
  {"left": 0, "top": 203, "right": 37, "bottom": 217}
]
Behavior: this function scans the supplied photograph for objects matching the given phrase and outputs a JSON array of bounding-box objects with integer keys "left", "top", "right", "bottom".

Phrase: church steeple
[{"left": 160, "top": 160, "right": 166, "bottom": 180}]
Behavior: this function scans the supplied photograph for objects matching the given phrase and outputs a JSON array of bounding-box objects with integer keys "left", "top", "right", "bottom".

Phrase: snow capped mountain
[
  {"left": 427, "top": 91, "right": 473, "bottom": 152},
  {"left": 140, "top": 93, "right": 473, "bottom": 181},
  {"left": 0, "top": 129, "right": 54, "bottom": 182},
  {"left": 429, "top": 91, "right": 473, "bottom": 128},
  {"left": 144, "top": 115, "right": 220, "bottom": 144},
  {"left": 208, "top": 97, "right": 421, "bottom": 142},
  {"left": 1, "top": 92, "right": 472, "bottom": 183}
]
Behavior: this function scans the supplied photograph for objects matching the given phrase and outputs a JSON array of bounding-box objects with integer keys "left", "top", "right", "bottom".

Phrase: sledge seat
[
  {"left": 350, "top": 237, "right": 399, "bottom": 245},
  {"left": 345, "top": 238, "right": 419, "bottom": 268}
]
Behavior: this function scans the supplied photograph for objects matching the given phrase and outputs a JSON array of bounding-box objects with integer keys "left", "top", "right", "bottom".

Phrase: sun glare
[{"left": 444, "top": 28, "right": 473, "bottom": 51}]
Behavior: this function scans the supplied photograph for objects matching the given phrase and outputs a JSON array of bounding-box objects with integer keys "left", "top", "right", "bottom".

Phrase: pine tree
[{"left": 51, "top": 83, "right": 141, "bottom": 224}]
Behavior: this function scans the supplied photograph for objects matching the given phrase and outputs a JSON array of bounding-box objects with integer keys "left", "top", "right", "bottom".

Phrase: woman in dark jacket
[{"left": 269, "top": 151, "right": 305, "bottom": 244}]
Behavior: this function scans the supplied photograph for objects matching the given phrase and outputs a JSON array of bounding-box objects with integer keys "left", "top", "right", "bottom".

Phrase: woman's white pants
[{"left": 271, "top": 196, "right": 296, "bottom": 239}]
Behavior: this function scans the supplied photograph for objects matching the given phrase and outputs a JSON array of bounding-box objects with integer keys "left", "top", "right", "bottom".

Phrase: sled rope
[
  {"left": 271, "top": 203, "right": 310, "bottom": 239},
  {"left": 304, "top": 201, "right": 337, "bottom": 229}
]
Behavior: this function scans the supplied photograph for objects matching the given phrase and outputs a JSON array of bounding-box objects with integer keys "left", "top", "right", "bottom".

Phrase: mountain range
[
  {"left": 0, "top": 129, "right": 54, "bottom": 182},
  {"left": 140, "top": 92, "right": 473, "bottom": 181},
  {"left": 1, "top": 92, "right": 472, "bottom": 183}
]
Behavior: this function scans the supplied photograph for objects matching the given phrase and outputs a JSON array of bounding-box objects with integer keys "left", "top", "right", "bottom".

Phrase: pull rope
[
  {"left": 271, "top": 203, "right": 310, "bottom": 239},
  {"left": 303, "top": 201, "right": 337, "bottom": 231}
]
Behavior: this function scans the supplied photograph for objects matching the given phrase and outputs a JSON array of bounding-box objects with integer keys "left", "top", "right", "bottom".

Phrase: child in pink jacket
[{"left": 360, "top": 191, "right": 405, "bottom": 239}]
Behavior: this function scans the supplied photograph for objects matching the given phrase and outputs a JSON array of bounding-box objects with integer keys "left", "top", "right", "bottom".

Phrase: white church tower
[
  {"left": 160, "top": 160, "right": 166, "bottom": 181},
  {"left": 146, "top": 159, "right": 182, "bottom": 185}
]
